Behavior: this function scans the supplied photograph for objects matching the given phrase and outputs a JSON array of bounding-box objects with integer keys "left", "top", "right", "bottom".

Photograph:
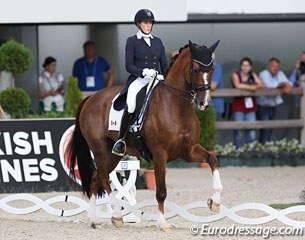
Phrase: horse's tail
[{"left": 65, "top": 97, "right": 95, "bottom": 198}]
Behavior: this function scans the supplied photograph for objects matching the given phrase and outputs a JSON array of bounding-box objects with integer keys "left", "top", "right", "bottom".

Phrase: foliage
[
  {"left": 0, "top": 87, "right": 31, "bottom": 118},
  {"left": 0, "top": 39, "right": 32, "bottom": 75},
  {"left": 65, "top": 75, "right": 83, "bottom": 117},
  {"left": 139, "top": 157, "right": 154, "bottom": 170},
  {"left": 195, "top": 106, "right": 217, "bottom": 150},
  {"left": 28, "top": 111, "right": 66, "bottom": 119},
  {"left": 215, "top": 139, "right": 305, "bottom": 159}
]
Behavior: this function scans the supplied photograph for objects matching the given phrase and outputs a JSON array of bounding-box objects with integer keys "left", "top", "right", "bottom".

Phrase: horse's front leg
[
  {"left": 189, "top": 144, "right": 223, "bottom": 212},
  {"left": 153, "top": 156, "right": 171, "bottom": 230}
]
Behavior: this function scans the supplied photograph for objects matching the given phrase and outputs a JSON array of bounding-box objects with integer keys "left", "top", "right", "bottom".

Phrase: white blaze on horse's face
[{"left": 198, "top": 72, "right": 212, "bottom": 111}]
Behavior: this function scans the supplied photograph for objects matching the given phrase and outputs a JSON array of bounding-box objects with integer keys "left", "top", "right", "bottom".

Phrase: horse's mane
[{"left": 164, "top": 44, "right": 189, "bottom": 78}]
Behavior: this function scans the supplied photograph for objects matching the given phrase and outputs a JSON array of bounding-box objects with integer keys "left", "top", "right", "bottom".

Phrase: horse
[{"left": 65, "top": 40, "right": 223, "bottom": 229}]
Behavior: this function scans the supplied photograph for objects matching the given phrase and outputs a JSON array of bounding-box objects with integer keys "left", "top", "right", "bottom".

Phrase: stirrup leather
[{"left": 112, "top": 139, "right": 126, "bottom": 156}]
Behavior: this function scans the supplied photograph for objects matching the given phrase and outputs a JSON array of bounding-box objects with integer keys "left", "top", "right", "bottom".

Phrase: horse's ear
[
  {"left": 209, "top": 40, "right": 220, "bottom": 53},
  {"left": 189, "top": 40, "right": 196, "bottom": 54}
]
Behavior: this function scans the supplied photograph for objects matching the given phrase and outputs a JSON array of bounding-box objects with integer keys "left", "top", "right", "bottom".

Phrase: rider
[{"left": 112, "top": 9, "right": 168, "bottom": 156}]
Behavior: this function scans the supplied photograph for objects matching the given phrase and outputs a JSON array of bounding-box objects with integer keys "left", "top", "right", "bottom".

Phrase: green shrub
[
  {"left": 0, "top": 87, "right": 31, "bottom": 118},
  {"left": 0, "top": 39, "right": 32, "bottom": 75},
  {"left": 65, "top": 75, "right": 83, "bottom": 117},
  {"left": 195, "top": 107, "right": 217, "bottom": 151}
]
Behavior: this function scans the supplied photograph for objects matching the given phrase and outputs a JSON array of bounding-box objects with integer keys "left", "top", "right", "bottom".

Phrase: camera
[{"left": 299, "top": 61, "right": 305, "bottom": 75}]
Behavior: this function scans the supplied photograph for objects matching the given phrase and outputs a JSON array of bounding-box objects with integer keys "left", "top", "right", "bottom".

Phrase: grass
[{"left": 269, "top": 202, "right": 305, "bottom": 209}]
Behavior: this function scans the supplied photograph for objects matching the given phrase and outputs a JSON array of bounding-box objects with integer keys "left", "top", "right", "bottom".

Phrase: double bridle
[{"left": 160, "top": 56, "right": 213, "bottom": 103}]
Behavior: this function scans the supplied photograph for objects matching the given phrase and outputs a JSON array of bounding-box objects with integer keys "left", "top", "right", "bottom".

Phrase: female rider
[{"left": 112, "top": 9, "right": 168, "bottom": 156}]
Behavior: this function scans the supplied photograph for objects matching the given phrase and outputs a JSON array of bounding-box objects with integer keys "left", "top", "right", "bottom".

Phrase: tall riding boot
[{"left": 112, "top": 106, "right": 133, "bottom": 156}]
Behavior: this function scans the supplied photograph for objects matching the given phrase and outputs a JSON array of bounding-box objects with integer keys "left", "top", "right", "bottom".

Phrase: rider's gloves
[{"left": 142, "top": 68, "right": 157, "bottom": 78}]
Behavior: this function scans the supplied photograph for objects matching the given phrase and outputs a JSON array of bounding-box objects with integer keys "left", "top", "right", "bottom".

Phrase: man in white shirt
[{"left": 257, "top": 57, "right": 292, "bottom": 143}]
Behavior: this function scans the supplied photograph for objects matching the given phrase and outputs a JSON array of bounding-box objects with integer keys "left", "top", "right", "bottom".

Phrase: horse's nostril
[{"left": 200, "top": 101, "right": 204, "bottom": 106}]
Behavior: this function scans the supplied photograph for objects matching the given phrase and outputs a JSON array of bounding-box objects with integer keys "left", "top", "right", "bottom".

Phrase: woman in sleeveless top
[{"left": 231, "top": 57, "right": 264, "bottom": 148}]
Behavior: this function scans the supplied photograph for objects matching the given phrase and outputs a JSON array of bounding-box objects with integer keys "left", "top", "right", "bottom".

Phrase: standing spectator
[
  {"left": 231, "top": 57, "right": 264, "bottom": 148},
  {"left": 210, "top": 53, "right": 224, "bottom": 121},
  {"left": 39, "top": 56, "right": 65, "bottom": 112},
  {"left": 72, "top": 40, "right": 115, "bottom": 91},
  {"left": 257, "top": 57, "right": 292, "bottom": 144},
  {"left": 289, "top": 51, "right": 305, "bottom": 112}
]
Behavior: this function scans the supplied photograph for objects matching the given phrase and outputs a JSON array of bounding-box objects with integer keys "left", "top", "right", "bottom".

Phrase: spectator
[
  {"left": 38, "top": 56, "right": 65, "bottom": 112},
  {"left": 72, "top": 40, "right": 115, "bottom": 91},
  {"left": 231, "top": 57, "right": 264, "bottom": 148},
  {"left": 257, "top": 57, "right": 292, "bottom": 144},
  {"left": 289, "top": 51, "right": 305, "bottom": 111},
  {"left": 210, "top": 53, "right": 224, "bottom": 121}
]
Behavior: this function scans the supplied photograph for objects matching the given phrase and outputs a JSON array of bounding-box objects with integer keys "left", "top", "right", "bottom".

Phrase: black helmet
[{"left": 134, "top": 9, "right": 155, "bottom": 25}]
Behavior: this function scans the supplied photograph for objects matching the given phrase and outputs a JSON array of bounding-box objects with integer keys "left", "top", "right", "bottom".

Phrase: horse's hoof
[
  {"left": 91, "top": 223, "right": 96, "bottom": 229},
  {"left": 207, "top": 198, "right": 220, "bottom": 212},
  {"left": 111, "top": 217, "right": 124, "bottom": 228}
]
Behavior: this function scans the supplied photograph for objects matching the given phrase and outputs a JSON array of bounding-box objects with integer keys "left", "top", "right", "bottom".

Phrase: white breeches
[
  {"left": 42, "top": 94, "right": 65, "bottom": 112},
  {"left": 126, "top": 77, "right": 150, "bottom": 113}
]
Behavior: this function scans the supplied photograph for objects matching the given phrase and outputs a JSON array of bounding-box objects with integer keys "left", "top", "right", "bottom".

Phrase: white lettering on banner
[
  {"left": 40, "top": 158, "right": 58, "bottom": 181},
  {"left": 23, "top": 159, "right": 40, "bottom": 182},
  {"left": 14, "top": 132, "right": 31, "bottom": 155},
  {"left": 0, "top": 131, "right": 53, "bottom": 155},
  {"left": 0, "top": 159, "right": 22, "bottom": 182},
  {"left": 32, "top": 131, "right": 53, "bottom": 154},
  {"left": 0, "top": 158, "right": 58, "bottom": 183},
  {"left": 3, "top": 132, "right": 12, "bottom": 155}
]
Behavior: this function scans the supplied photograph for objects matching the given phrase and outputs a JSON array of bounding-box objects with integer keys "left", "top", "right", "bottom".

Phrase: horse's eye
[{"left": 193, "top": 68, "right": 200, "bottom": 74}]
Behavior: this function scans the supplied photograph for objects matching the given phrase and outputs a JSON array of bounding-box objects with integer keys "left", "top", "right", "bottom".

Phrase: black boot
[{"left": 112, "top": 106, "right": 133, "bottom": 156}]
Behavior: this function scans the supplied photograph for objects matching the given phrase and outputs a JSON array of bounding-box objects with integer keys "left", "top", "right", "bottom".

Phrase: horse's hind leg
[{"left": 93, "top": 149, "right": 124, "bottom": 228}]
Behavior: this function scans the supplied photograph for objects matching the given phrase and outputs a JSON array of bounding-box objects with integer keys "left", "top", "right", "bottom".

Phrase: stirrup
[{"left": 112, "top": 139, "right": 126, "bottom": 156}]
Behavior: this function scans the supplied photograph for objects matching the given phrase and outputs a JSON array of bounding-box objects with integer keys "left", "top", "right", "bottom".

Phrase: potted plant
[
  {"left": 0, "top": 87, "right": 31, "bottom": 118},
  {"left": 195, "top": 106, "right": 217, "bottom": 168},
  {"left": 0, "top": 39, "right": 32, "bottom": 90},
  {"left": 65, "top": 75, "right": 83, "bottom": 117},
  {"left": 139, "top": 157, "right": 156, "bottom": 190}
]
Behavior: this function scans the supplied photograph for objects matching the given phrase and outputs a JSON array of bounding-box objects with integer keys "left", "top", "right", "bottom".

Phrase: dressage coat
[{"left": 114, "top": 34, "right": 168, "bottom": 110}]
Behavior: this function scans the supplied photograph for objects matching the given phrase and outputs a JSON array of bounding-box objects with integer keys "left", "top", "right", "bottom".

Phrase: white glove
[{"left": 142, "top": 68, "right": 157, "bottom": 78}]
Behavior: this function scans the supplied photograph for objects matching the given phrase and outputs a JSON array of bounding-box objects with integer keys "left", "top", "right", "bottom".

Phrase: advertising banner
[{"left": 0, "top": 119, "right": 78, "bottom": 193}]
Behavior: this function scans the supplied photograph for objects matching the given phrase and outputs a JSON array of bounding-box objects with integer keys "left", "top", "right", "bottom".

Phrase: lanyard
[{"left": 84, "top": 57, "right": 97, "bottom": 76}]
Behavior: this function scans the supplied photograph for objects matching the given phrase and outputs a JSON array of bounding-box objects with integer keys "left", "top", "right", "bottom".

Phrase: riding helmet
[{"left": 134, "top": 9, "right": 155, "bottom": 25}]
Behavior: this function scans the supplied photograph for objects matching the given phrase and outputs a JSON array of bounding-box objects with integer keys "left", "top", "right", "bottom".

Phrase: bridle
[{"left": 160, "top": 56, "right": 213, "bottom": 103}]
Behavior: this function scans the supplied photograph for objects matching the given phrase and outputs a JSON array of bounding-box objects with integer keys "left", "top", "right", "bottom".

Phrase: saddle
[{"left": 112, "top": 78, "right": 160, "bottom": 162}]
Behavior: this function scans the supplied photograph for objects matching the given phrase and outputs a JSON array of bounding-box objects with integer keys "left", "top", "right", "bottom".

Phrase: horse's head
[{"left": 188, "top": 40, "right": 220, "bottom": 111}]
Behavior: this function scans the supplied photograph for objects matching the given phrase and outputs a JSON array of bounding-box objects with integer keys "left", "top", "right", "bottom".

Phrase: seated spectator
[
  {"left": 211, "top": 53, "right": 224, "bottom": 121},
  {"left": 72, "top": 40, "right": 115, "bottom": 92},
  {"left": 257, "top": 57, "right": 292, "bottom": 144},
  {"left": 231, "top": 57, "right": 264, "bottom": 148},
  {"left": 39, "top": 56, "right": 65, "bottom": 112}
]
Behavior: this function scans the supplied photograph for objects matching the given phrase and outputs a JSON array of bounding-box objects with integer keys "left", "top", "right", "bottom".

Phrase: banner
[{"left": 0, "top": 119, "right": 78, "bottom": 193}]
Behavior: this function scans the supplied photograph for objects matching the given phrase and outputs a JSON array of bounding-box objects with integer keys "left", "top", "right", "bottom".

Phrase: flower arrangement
[{"left": 215, "top": 139, "right": 305, "bottom": 160}]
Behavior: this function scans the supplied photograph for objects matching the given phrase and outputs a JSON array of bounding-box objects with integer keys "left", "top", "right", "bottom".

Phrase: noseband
[{"left": 190, "top": 57, "right": 212, "bottom": 92}]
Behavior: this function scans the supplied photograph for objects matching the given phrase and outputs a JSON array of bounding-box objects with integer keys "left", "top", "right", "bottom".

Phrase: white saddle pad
[{"left": 108, "top": 76, "right": 162, "bottom": 132}]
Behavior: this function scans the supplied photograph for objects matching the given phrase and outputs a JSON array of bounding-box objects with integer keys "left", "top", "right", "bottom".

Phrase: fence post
[{"left": 300, "top": 76, "right": 305, "bottom": 147}]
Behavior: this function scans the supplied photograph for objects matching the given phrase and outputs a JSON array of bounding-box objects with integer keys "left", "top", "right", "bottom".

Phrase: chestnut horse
[{"left": 65, "top": 41, "right": 223, "bottom": 229}]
